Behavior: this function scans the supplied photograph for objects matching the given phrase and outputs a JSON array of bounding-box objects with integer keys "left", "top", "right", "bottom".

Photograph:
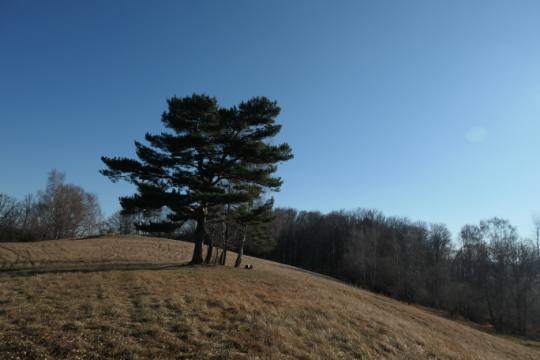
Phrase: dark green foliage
[{"left": 100, "top": 93, "right": 293, "bottom": 263}]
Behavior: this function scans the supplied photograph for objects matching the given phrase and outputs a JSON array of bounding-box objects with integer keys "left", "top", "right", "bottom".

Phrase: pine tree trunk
[
  {"left": 213, "top": 247, "right": 221, "bottom": 265},
  {"left": 234, "top": 245, "right": 244, "bottom": 268},
  {"left": 205, "top": 237, "right": 213, "bottom": 264},
  {"left": 220, "top": 248, "right": 228, "bottom": 265},
  {"left": 234, "top": 230, "right": 247, "bottom": 268},
  {"left": 190, "top": 208, "right": 206, "bottom": 264},
  {"left": 220, "top": 221, "right": 229, "bottom": 265},
  {"left": 218, "top": 250, "right": 224, "bottom": 265}
]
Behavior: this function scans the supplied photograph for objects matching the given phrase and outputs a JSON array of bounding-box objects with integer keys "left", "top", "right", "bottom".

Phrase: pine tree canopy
[{"left": 100, "top": 93, "right": 293, "bottom": 264}]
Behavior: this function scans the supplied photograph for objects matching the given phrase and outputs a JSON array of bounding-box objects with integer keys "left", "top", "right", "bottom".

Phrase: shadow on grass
[
  {"left": 0, "top": 261, "right": 198, "bottom": 277},
  {"left": 0, "top": 262, "right": 277, "bottom": 285}
]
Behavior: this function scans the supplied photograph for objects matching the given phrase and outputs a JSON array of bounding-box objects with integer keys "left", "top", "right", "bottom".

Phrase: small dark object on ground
[{"left": 245, "top": 264, "right": 254, "bottom": 269}]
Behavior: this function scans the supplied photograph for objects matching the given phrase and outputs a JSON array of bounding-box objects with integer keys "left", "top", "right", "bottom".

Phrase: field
[{"left": 1, "top": 235, "right": 539, "bottom": 359}]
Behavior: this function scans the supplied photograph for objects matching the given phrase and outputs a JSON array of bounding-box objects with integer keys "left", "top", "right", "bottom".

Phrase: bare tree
[
  {"left": 426, "top": 223, "right": 452, "bottom": 308},
  {"left": 36, "top": 169, "right": 102, "bottom": 240},
  {"left": 402, "top": 221, "right": 428, "bottom": 305},
  {"left": 0, "top": 194, "right": 21, "bottom": 242},
  {"left": 343, "top": 227, "right": 368, "bottom": 288},
  {"left": 532, "top": 213, "right": 540, "bottom": 261},
  {"left": 504, "top": 237, "right": 537, "bottom": 334},
  {"left": 107, "top": 210, "right": 138, "bottom": 235}
]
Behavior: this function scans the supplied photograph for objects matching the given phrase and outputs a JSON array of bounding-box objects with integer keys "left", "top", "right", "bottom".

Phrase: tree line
[
  {"left": 235, "top": 207, "right": 540, "bottom": 336},
  {"left": 0, "top": 169, "right": 198, "bottom": 242},
  {"left": 0, "top": 169, "right": 103, "bottom": 242}
]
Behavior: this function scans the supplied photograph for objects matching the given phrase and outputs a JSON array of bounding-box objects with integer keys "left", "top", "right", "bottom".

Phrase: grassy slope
[{"left": 0, "top": 235, "right": 539, "bottom": 359}]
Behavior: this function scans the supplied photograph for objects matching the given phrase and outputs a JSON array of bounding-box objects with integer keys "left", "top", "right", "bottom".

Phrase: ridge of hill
[{"left": 0, "top": 235, "right": 539, "bottom": 359}]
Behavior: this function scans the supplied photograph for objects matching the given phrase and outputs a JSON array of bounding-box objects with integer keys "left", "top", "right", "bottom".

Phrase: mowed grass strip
[{"left": 1, "top": 236, "right": 539, "bottom": 359}]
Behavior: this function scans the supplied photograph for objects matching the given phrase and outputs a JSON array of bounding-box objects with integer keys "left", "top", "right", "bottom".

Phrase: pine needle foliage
[{"left": 100, "top": 93, "right": 293, "bottom": 264}]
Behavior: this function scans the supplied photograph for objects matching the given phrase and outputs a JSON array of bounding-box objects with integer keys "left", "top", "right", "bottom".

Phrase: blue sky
[{"left": 1, "top": 0, "right": 539, "bottom": 240}]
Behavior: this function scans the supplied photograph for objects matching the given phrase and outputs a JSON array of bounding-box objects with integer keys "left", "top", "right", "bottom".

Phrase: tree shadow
[{"left": 0, "top": 261, "right": 198, "bottom": 277}]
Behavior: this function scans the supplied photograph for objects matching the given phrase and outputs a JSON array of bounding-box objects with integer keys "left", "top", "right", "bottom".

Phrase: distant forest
[
  {"left": 256, "top": 208, "right": 540, "bottom": 338},
  {"left": 2, "top": 172, "right": 540, "bottom": 337}
]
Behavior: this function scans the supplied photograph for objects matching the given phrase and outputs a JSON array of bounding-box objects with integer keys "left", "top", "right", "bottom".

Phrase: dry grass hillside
[{"left": 0, "top": 235, "right": 539, "bottom": 359}]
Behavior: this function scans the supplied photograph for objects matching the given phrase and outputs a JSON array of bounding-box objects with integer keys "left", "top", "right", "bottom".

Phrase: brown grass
[{"left": 0, "top": 235, "right": 539, "bottom": 359}]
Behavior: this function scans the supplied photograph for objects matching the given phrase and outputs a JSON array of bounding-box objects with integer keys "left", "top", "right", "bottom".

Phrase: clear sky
[{"left": 1, "top": 0, "right": 539, "bottom": 241}]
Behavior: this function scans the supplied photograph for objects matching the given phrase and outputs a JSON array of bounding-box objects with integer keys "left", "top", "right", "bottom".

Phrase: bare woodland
[
  {"left": 0, "top": 170, "right": 182, "bottom": 242},
  {"left": 252, "top": 208, "right": 540, "bottom": 337}
]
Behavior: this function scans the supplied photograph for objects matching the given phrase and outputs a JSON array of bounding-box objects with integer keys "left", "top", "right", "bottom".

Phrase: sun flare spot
[{"left": 466, "top": 127, "right": 487, "bottom": 143}]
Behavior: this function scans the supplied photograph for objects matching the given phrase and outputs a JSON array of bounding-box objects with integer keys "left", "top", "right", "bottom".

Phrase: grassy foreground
[{"left": 1, "top": 235, "right": 539, "bottom": 359}]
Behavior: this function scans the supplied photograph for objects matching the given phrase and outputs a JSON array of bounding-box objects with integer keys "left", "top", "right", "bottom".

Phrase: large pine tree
[{"left": 100, "top": 93, "right": 293, "bottom": 264}]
